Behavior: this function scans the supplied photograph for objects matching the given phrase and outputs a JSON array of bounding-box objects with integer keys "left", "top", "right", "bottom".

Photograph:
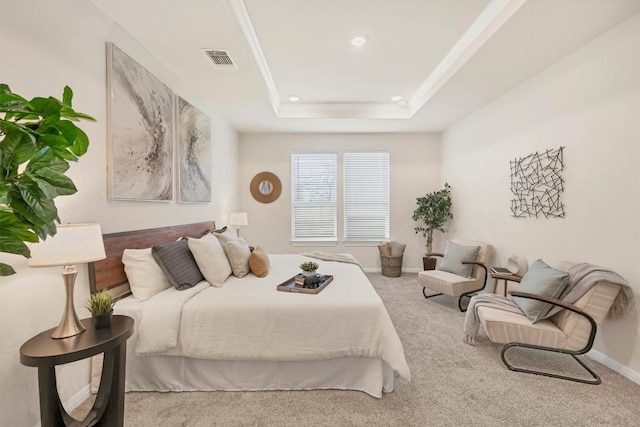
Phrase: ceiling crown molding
[{"left": 230, "top": 0, "right": 527, "bottom": 120}]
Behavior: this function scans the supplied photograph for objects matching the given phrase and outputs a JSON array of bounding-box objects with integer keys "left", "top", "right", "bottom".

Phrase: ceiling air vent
[{"left": 203, "top": 49, "right": 237, "bottom": 70}]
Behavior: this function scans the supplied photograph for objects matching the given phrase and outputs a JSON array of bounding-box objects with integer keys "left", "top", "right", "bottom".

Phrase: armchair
[
  {"left": 475, "top": 262, "right": 623, "bottom": 384},
  {"left": 419, "top": 239, "right": 493, "bottom": 311}
]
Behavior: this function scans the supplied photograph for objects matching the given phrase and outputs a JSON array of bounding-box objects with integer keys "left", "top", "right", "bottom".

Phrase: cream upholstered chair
[
  {"left": 476, "top": 262, "right": 622, "bottom": 385},
  {"left": 419, "top": 239, "right": 493, "bottom": 312}
]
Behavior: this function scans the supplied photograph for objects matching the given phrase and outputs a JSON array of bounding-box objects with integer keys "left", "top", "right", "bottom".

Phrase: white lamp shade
[
  {"left": 28, "top": 223, "right": 106, "bottom": 267},
  {"left": 229, "top": 212, "right": 248, "bottom": 227}
]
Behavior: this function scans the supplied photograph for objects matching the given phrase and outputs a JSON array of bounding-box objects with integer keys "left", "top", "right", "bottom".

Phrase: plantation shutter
[
  {"left": 291, "top": 153, "right": 337, "bottom": 241},
  {"left": 343, "top": 152, "right": 390, "bottom": 241}
]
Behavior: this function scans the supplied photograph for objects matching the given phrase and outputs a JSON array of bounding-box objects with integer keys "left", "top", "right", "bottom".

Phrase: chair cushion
[
  {"left": 419, "top": 270, "right": 480, "bottom": 297},
  {"left": 512, "top": 259, "right": 570, "bottom": 323},
  {"left": 477, "top": 305, "right": 568, "bottom": 349},
  {"left": 437, "top": 241, "right": 480, "bottom": 278}
]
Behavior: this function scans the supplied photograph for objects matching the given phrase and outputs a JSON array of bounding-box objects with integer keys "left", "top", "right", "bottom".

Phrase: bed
[{"left": 89, "top": 222, "right": 410, "bottom": 398}]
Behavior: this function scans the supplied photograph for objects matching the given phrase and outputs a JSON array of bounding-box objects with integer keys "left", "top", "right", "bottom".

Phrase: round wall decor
[{"left": 250, "top": 172, "right": 282, "bottom": 203}]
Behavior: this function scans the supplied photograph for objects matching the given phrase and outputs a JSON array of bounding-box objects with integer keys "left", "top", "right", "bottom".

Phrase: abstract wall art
[
  {"left": 510, "top": 147, "right": 565, "bottom": 219},
  {"left": 176, "top": 97, "right": 211, "bottom": 203},
  {"left": 107, "top": 43, "right": 174, "bottom": 201}
]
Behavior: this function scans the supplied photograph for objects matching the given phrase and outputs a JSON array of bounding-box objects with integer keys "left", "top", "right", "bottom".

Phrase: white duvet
[{"left": 133, "top": 254, "right": 410, "bottom": 381}]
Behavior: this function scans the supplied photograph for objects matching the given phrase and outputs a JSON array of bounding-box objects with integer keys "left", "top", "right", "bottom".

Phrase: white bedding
[{"left": 114, "top": 254, "right": 410, "bottom": 396}]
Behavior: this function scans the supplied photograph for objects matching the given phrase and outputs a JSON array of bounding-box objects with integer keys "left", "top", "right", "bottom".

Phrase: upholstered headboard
[{"left": 88, "top": 221, "right": 215, "bottom": 298}]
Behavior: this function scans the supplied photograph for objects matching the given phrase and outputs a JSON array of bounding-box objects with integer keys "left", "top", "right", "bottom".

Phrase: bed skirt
[{"left": 93, "top": 353, "right": 395, "bottom": 398}]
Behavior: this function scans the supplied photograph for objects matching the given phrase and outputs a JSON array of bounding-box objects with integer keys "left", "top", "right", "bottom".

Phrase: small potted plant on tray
[
  {"left": 87, "top": 290, "right": 115, "bottom": 329},
  {"left": 299, "top": 261, "right": 319, "bottom": 277}
]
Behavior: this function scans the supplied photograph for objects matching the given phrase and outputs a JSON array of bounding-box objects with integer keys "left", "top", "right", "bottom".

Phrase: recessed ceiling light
[
  {"left": 391, "top": 96, "right": 403, "bottom": 102},
  {"left": 350, "top": 34, "right": 368, "bottom": 47},
  {"left": 288, "top": 96, "right": 299, "bottom": 102}
]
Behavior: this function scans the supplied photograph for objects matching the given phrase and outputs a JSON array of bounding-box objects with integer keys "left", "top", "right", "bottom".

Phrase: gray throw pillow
[
  {"left": 437, "top": 241, "right": 480, "bottom": 278},
  {"left": 512, "top": 259, "right": 569, "bottom": 323},
  {"left": 152, "top": 239, "right": 205, "bottom": 290},
  {"left": 390, "top": 242, "right": 406, "bottom": 257}
]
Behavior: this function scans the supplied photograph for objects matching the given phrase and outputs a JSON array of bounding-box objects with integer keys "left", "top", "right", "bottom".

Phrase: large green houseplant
[
  {"left": 412, "top": 183, "right": 453, "bottom": 268},
  {"left": 0, "top": 84, "right": 95, "bottom": 276}
]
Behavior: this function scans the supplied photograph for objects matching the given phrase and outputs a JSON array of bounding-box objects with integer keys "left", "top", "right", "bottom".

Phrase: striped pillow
[{"left": 152, "top": 239, "right": 204, "bottom": 290}]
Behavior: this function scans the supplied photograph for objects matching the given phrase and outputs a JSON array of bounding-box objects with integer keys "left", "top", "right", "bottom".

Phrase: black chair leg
[
  {"left": 501, "top": 342, "right": 601, "bottom": 385},
  {"left": 422, "top": 288, "right": 443, "bottom": 299},
  {"left": 457, "top": 294, "right": 473, "bottom": 312}
]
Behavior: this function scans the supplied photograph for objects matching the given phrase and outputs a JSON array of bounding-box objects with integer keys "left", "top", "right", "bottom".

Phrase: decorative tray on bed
[{"left": 276, "top": 274, "right": 334, "bottom": 294}]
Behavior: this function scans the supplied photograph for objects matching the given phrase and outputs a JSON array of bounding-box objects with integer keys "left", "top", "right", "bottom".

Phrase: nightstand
[{"left": 20, "top": 315, "right": 133, "bottom": 427}]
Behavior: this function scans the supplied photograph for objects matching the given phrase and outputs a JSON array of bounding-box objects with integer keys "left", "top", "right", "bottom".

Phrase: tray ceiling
[{"left": 90, "top": 0, "right": 640, "bottom": 133}]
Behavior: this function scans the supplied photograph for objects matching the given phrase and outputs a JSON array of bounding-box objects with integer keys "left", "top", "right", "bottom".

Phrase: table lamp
[
  {"left": 229, "top": 212, "right": 248, "bottom": 237},
  {"left": 28, "top": 223, "right": 106, "bottom": 339}
]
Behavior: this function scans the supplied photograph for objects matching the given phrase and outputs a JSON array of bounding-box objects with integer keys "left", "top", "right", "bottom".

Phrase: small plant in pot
[
  {"left": 87, "top": 290, "right": 115, "bottom": 329},
  {"left": 412, "top": 183, "right": 453, "bottom": 270},
  {"left": 299, "top": 261, "right": 319, "bottom": 277}
]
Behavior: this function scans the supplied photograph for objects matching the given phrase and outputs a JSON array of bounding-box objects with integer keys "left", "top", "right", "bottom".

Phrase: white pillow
[
  {"left": 122, "top": 248, "right": 172, "bottom": 300},
  {"left": 224, "top": 237, "right": 252, "bottom": 278},
  {"left": 188, "top": 233, "right": 232, "bottom": 287},
  {"left": 212, "top": 229, "right": 238, "bottom": 245}
]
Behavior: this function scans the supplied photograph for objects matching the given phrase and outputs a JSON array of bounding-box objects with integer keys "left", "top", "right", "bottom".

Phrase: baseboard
[
  {"left": 33, "top": 384, "right": 91, "bottom": 427},
  {"left": 587, "top": 349, "right": 640, "bottom": 385}
]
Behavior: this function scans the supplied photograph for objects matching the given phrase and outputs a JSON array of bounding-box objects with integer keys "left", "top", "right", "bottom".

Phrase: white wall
[
  {"left": 238, "top": 133, "right": 441, "bottom": 270},
  {"left": 441, "top": 14, "right": 640, "bottom": 377},
  {"left": 0, "top": 1, "right": 239, "bottom": 425}
]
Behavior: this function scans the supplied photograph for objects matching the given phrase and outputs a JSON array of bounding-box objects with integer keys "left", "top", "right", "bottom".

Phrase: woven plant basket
[{"left": 380, "top": 255, "right": 403, "bottom": 277}]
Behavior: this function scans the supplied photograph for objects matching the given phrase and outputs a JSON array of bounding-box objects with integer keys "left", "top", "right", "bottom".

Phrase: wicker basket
[{"left": 380, "top": 255, "right": 403, "bottom": 277}]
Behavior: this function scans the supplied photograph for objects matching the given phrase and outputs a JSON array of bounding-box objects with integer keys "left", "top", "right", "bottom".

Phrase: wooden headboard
[{"left": 88, "top": 221, "right": 215, "bottom": 297}]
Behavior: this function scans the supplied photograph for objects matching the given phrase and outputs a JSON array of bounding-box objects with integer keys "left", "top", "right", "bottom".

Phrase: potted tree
[
  {"left": 0, "top": 84, "right": 95, "bottom": 275},
  {"left": 412, "top": 183, "right": 453, "bottom": 270}
]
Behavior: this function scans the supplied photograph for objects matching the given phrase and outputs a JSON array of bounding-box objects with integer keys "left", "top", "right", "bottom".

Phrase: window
[
  {"left": 291, "top": 153, "right": 337, "bottom": 241},
  {"left": 343, "top": 152, "right": 389, "bottom": 241}
]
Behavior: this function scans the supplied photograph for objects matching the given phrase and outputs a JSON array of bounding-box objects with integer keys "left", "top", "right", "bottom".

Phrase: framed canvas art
[
  {"left": 107, "top": 43, "right": 174, "bottom": 201},
  {"left": 176, "top": 97, "right": 212, "bottom": 203}
]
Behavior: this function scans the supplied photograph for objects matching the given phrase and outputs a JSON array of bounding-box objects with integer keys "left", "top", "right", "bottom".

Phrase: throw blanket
[
  {"left": 300, "top": 251, "right": 363, "bottom": 271},
  {"left": 136, "top": 282, "right": 209, "bottom": 354},
  {"left": 133, "top": 254, "right": 410, "bottom": 381},
  {"left": 463, "top": 294, "right": 523, "bottom": 345},
  {"left": 463, "top": 262, "right": 635, "bottom": 345},
  {"left": 554, "top": 263, "right": 635, "bottom": 319}
]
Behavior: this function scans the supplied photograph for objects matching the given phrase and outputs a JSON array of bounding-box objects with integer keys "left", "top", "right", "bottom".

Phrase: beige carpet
[{"left": 74, "top": 273, "right": 640, "bottom": 426}]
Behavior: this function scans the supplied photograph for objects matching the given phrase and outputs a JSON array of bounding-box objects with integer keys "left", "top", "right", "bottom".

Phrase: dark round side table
[{"left": 20, "top": 315, "right": 134, "bottom": 427}]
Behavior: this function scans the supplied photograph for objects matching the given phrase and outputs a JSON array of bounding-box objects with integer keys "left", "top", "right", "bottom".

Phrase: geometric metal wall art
[{"left": 510, "top": 147, "right": 565, "bottom": 218}]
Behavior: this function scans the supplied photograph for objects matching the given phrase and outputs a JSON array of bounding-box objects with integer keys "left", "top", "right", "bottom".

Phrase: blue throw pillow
[
  {"left": 512, "top": 259, "right": 570, "bottom": 323},
  {"left": 437, "top": 241, "right": 480, "bottom": 278}
]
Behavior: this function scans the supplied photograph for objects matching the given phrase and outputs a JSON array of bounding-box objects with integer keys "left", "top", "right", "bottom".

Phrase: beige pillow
[
  {"left": 225, "top": 237, "right": 251, "bottom": 278},
  {"left": 212, "top": 229, "right": 238, "bottom": 245},
  {"left": 187, "top": 233, "right": 232, "bottom": 287},
  {"left": 378, "top": 242, "right": 391, "bottom": 256},
  {"left": 249, "top": 245, "right": 270, "bottom": 278}
]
